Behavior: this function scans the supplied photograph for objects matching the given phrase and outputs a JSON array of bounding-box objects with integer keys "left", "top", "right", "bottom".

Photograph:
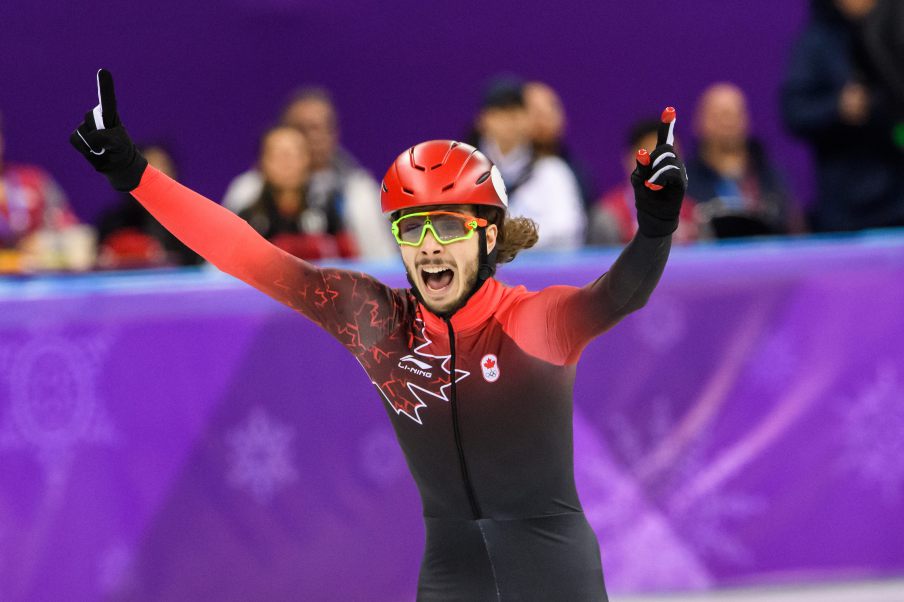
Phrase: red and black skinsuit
[{"left": 131, "top": 166, "right": 671, "bottom": 601}]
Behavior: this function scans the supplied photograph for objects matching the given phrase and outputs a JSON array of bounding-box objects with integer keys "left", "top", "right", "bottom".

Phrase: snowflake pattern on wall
[
  {"left": 667, "top": 490, "right": 766, "bottom": 566},
  {"left": 608, "top": 397, "right": 765, "bottom": 567},
  {"left": 573, "top": 408, "right": 713, "bottom": 590},
  {"left": 837, "top": 362, "right": 904, "bottom": 504},
  {"left": 0, "top": 334, "right": 116, "bottom": 490},
  {"left": 226, "top": 406, "right": 298, "bottom": 504}
]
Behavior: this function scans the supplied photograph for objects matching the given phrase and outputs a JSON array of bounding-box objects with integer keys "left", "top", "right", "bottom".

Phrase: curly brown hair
[{"left": 479, "top": 207, "right": 539, "bottom": 265}]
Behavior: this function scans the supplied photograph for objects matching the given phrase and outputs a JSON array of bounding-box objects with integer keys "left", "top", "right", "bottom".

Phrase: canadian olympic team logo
[{"left": 481, "top": 354, "right": 500, "bottom": 383}]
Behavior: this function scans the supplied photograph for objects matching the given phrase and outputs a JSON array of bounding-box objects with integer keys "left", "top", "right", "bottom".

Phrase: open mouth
[{"left": 421, "top": 266, "right": 455, "bottom": 293}]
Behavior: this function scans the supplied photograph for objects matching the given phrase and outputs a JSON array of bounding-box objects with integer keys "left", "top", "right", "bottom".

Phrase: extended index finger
[
  {"left": 657, "top": 106, "right": 676, "bottom": 147},
  {"left": 94, "top": 69, "right": 118, "bottom": 130}
]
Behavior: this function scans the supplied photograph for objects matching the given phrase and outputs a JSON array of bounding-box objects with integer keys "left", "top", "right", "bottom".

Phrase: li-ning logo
[
  {"left": 481, "top": 354, "right": 500, "bottom": 382},
  {"left": 398, "top": 355, "right": 433, "bottom": 378}
]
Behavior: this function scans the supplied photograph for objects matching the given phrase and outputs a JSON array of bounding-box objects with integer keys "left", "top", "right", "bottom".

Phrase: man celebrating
[{"left": 71, "top": 70, "right": 686, "bottom": 601}]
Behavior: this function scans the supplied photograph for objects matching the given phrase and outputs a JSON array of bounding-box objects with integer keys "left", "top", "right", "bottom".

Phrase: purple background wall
[
  {"left": 0, "top": 0, "right": 812, "bottom": 224},
  {"left": 2, "top": 236, "right": 904, "bottom": 601}
]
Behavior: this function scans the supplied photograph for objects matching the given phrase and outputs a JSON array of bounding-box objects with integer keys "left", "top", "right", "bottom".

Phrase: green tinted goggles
[{"left": 391, "top": 211, "right": 488, "bottom": 246}]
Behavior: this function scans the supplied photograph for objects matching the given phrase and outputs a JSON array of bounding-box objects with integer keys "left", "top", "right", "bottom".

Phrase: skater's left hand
[{"left": 631, "top": 107, "right": 688, "bottom": 237}]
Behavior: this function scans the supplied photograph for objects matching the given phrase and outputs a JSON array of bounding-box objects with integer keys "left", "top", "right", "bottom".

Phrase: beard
[{"left": 404, "top": 261, "right": 479, "bottom": 317}]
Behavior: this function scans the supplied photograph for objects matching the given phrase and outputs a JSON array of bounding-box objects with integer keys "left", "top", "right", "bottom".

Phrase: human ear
[{"left": 485, "top": 223, "right": 498, "bottom": 253}]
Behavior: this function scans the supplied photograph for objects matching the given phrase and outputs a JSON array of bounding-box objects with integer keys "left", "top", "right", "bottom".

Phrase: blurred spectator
[
  {"left": 238, "top": 125, "right": 355, "bottom": 260},
  {"left": 782, "top": 0, "right": 904, "bottom": 232},
  {"left": 523, "top": 81, "right": 597, "bottom": 210},
  {"left": 474, "top": 77, "right": 586, "bottom": 250},
  {"left": 0, "top": 112, "right": 94, "bottom": 272},
  {"left": 96, "top": 144, "right": 202, "bottom": 269},
  {"left": 223, "top": 87, "right": 395, "bottom": 259},
  {"left": 689, "top": 83, "right": 797, "bottom": 238},
  {"left": 861, "top": 0, "right": 904, "bottom": 123},
  {"left": 588, "top": 118, "right": 698, "bottom": 245}
]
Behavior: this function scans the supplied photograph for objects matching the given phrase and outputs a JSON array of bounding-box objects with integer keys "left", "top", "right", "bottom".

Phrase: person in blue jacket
[{"left": 781, "top": 0, "right": 904, "bottom": 232}]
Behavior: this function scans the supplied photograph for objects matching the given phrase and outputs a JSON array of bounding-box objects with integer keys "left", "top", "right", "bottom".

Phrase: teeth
[{"left": 422, "top": 267, "right": 451, "bottom": 274}]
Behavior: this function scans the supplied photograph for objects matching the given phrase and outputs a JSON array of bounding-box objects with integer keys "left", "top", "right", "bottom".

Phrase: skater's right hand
[{"left": 70, "top": 69, "right": 148, "bottom": 192}]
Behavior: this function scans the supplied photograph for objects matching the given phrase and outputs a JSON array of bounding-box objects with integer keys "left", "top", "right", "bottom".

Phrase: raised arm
[
  {"left": 509, "top": 108, "right": 685, "bottom": 365},
  {"left": 578, "top": 108, "right": 685, "bottom": 321},
  {"left": 70, "top": 70, "right": 402, "bottom": 353}
]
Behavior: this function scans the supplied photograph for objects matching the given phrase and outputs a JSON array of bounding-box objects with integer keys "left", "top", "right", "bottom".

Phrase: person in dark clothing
[
  {"left": 71, "top": 70, "right": 688, "bottom": 601},
  {"left": 781, "top": 0, "right": 904, "bottom": 232},
  {"left": 861, "top": 0, "right": 904, "bottom": 123},
  {"left": 688, "top": 83, "right": 797, "bottom": 238},
  {"left": 96, "top": 144, "right": 202, "bottom": 267}
]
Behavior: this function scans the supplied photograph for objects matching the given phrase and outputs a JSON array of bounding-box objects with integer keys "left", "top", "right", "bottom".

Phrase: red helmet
[{"left": 381, "top": 140, "right": 508, "bottom": 215}]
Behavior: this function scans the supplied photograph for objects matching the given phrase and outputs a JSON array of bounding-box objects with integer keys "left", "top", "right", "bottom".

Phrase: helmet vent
[
  {"left": 430, "top": 163, "right": 444, "bottom": 170},
  {"left": 442, "top": 183, "right": 454, "bottom": 192},
  {"left": 408, "top": 147, "right": 427, "bottom": 171},
  {"left": 402, "top": 187, "right": 416, "bottom": 196},
  {"left": 475, "top": 171, "right": 491, "bottom": 185},
  {"left": 381, "top": 182, "right": 388, "bottom": 192}
]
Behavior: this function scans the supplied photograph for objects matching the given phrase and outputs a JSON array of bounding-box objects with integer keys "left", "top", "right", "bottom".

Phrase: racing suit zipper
[{"left": 445, "top": 317, "right": 482, "bottom": 520}]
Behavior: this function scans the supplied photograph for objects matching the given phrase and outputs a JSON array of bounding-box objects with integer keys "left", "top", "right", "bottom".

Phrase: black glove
[
  {"left": 630, "top": 107, "right": 688, "bottom": 237},
  {"left": 70, "top": 69, "right": 147, "bottom": 192}
]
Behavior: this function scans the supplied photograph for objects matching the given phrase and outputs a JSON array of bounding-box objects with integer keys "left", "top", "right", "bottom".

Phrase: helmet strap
[{"left": 476, "top": 226, "right": 498, "bottom": 283}]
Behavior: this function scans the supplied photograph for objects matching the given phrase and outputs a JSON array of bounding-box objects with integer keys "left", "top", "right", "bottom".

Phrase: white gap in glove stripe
[
  {"left": 93, "top": 70, "right": 106, "bottom": 130},
  {"left": 93, "top": 104, "right": 106, "bottom": 131},
  {"left": 666, "top": 118, "right": 675, "bottom": 146},
  {"left": 648, "top": 164, "right": 679, "bottom": 184},
  {"left": 652, "top": 151, "right": 675, "bottom": 169}
]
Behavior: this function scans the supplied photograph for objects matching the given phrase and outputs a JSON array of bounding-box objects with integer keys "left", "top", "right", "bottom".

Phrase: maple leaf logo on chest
[{"left": 367, "top": 319, "right": 469, "bottom": 425}]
